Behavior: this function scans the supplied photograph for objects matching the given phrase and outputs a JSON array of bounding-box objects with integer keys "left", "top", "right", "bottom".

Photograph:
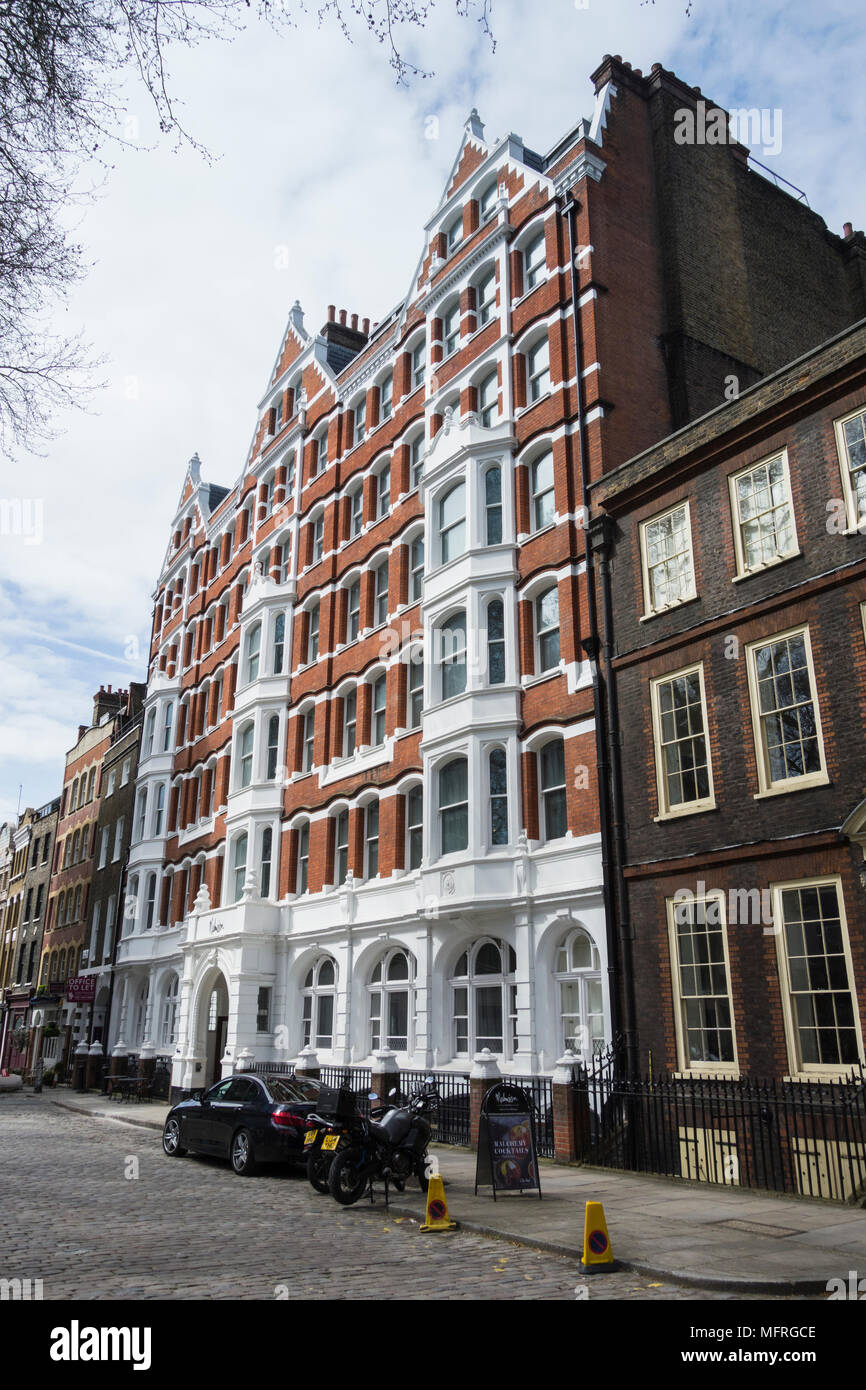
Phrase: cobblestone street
[{"left": 0, "top": 1095, "right": 806, "bottom": 1301}]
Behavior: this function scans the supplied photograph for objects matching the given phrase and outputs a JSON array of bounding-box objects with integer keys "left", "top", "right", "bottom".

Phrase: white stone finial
[{"left": 193, "top": 883, "right": 211, "bottom": 915}]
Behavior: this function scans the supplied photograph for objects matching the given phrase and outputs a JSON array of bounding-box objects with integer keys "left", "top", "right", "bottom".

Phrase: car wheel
[
  {"left": 328, "top": 1148, "right": 368, "bottom": 1205},
  {"left": 306, "top": 1147, "right": 333, "bottom": 1194},
  {"left": 231, "top": 1128, "right": 257, "bottom": 1176},
  {"left": 162, "top": 1117, "right": 187, "bottom": 1158}
]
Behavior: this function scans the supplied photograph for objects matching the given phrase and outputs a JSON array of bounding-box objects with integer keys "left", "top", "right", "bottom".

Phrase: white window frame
[
  {"left": 650, "top": 663, "right": 716, "bottom": 818},
  {"left": 745, "top": 625, "right": 828, "bottom": 797},
  {"left": 667, "top": 891, "right": 739, "bottom": 1077},
  {"left": 834, "top": 405, "right": 866, "bottom": 532},
  {"left": 526, "top": 336, "right": 550, "bottom": 404},
  {"left": 728, "top": 450, "right": 799, "bottom": 579},
  {"left": 640, "top": 501, "right": 696, "bottom": 617},
  {"left": 771, "top": 876, "right": 864, "bottom": 1078}
]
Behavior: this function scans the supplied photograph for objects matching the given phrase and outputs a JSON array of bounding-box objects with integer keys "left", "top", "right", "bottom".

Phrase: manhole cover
[{"left": 717, "top": 1219, "right": 801, "bottom": 1238}]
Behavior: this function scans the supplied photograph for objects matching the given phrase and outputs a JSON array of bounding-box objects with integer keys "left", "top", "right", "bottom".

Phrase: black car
[{"left": 162, "top": 1073, "right": 321, "bottom": 1176}]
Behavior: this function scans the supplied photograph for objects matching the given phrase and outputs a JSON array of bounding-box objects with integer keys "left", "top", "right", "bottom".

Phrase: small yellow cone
[
  {"left": 420, "top": 1174, "right": 458, "bottom": 1232},
  {"left": 578, "top": 1200, "right": 619, "bottom": 1274}
]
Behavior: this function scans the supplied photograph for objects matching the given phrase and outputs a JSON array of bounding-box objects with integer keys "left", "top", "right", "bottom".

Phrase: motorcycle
[
  {"left": 327, "top": 1079, "right": 439, "bottom": 1206},
  {"left": 304, "top": 1083, "right": 396, "bottom": 1194}
]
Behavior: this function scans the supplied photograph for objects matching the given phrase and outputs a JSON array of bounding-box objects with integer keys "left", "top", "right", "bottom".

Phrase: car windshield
[{"left": 262, "top": 1076, "right": 320, "bottom": 1105}]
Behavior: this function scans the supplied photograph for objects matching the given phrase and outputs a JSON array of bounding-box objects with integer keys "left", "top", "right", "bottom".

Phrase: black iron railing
[
  {"left": 573, "top": 1046, "right": 866, "bottom": 1202},
  {"left": 511, "top": 1074, "right": 555, "bottom": 1158},
  {"left": 400, "top": 1069, "right": 471, "bottom": 1146},
  {"left": 319, "top": 1065, "right": 373, "bottom": 1116}
]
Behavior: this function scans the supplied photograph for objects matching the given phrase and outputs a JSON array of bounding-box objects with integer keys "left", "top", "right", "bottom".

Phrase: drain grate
[{"left": 717, "top": 1219, "right": 801, "bottom": 1238}]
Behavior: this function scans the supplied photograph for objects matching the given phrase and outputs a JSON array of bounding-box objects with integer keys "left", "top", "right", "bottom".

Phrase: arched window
[
  {"left": 160, "top": 974, "right": 179, "bottom": 1048},
  {"left": 346, "top": 578, "right": 361, "bottom": 641},
  {"left": 334, "top": 810, "right": 349, "bottom": 885},
  {"left": 126, "top": 875, "right": 139, "bottom": 933},
  {"left": 302, "top": 957, "right": 336, "bottom": 1049},
  {"left": 296, "top": 822, "right": 310, "bottom": 894},
  {"left": 478, "top": 178, "right": 498, "bottom": 223},
  {"left": 439, "top": 483, "right": 466, "bottom": 563},
  {"left": 523, "top": 230, "right": 546, "bottom": 290},
  {"left": 370, "top": 674, "right": 386, "bottom": 747},
  {"left": 556, "top": 929, "right": 604, "bottom": 1056},
  {"left": 301, "top": 707, "right": 315, "bottom": 772},
  {"left": 369, "top": 949, "right": 414, "bottom": 1053},
  {"left": 238, "top": 723, "right": 254, "bottom": 788},
  {"left": 535, "top": 585, "right": 560, "bottom": 672},
  {"left": 407, "top": 653, "right": 423, "bottom": 730},
  {"left": 307, "top": 603, "right": 320, "bottom": 663},
  {"left": 245, "top": 623, "right": 262, "bottom": 684},
  {"left": 409, "top": 536, "right": 424, "bottom": 603},
  {"left": 373, "top": 559, "right": 389, "bottom": 626},
  {"left": 442, "top": 298, "right": 460, "bottom": 356},
  {"left": 162, "top": 702, "right": 174, "bottom": 752},
  {"left": 375, "top": 461, "right": 391, "bottom": 519},
  {"left": 406, "top": 786, "right": 423, "bottom": 869},
  {"left": 476, "top": 269, "right": 497, "bottom": 327},
  {"left": 485, "top": 466, "right": 502, "bottom": 544},
  {"left": 487, "top": 599, "right": 505, "bottom": 685},
  {"left": 134, "top": 980, "right": 148, "bottom": 1043},
  {"left": 273, "top": 612, "right": 285, "bottom": 674},
  {"left": 342, "top": 687, "right": 357, "bottom": 757},
  {"left": 439, "top": 612, "right": 467, "bottom": 700},
  {"left": 86, "top": 767, "right": 96, "bottom": 800},
  {"left": 266, "top": 715, "right": 280, "bottom": 780},
  {"left": 260, "top": 827, "right": 273, "bottom": 898},
  {"left": 232, "top": 833, "right": 248, "bottom": 902},
  {"left": 450, "top": 939, "right": 517, "bottom": 1057},
  {"left": 364, "top": 800, "right": 379, "bottom": 879},
  {"left": 478, "top": 370, "right": 498, "bottom": 426},
  {"left": 489, "top": 748, "right": 508, "bottom": 846},
  {"left": 531, "top": 451, "right": 555, "bottom": 531},
  {"left": 539, "top": 739, "right": 567, "bottom": 841},
  {"left": 526, "top": 335, "right": 550, "bottom": 403},
  {"left": 439, "top": 757, "right": 468, "bottom": 854},
  {"left": 144, "top": 873, "right": 157, "bottom": 930}
]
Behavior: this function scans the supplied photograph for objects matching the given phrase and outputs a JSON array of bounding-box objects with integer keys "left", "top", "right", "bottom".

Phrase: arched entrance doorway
[{"left": 202, "top": 973, "right": 229, "bottom": 1087}]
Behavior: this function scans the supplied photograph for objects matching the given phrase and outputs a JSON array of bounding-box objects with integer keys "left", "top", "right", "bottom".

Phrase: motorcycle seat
[{"left": 368, "top": 1120, "right": 392, "bottom": 1142}]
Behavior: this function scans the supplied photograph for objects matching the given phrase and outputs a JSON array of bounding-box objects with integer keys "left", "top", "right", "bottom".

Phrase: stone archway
[{"left": 201, "top": 972, "right": 230, "bottom": 1087}]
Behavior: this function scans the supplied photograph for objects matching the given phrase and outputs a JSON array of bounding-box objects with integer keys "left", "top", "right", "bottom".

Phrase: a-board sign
[{"left": 474, "top": 1081, "right": 542, "bottom": 1201}]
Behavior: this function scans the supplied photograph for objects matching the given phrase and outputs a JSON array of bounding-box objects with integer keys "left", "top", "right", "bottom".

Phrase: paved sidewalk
[{"left": 45, "top": 1088, "right": 866, "bottom": 1293}]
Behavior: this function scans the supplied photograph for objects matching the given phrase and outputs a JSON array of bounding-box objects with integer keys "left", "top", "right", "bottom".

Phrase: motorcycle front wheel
[
  {"left": 328, "top": 1148, "right": 369, "bottom": 1205},
  {"left": 306, "top": 1146, "right": 334, "bottom": 1194},
  {"left": 417, "top": 1152, "right": 431, "bottom": 1194}
]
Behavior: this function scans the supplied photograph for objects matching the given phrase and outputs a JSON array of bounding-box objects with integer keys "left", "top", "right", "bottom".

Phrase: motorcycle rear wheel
[
  {"left": 307, "top": 1146, "right": 334, "bottom": 1194},
  {"left": 328, "top": 1148, "right": 369, "bottom": 1206}
]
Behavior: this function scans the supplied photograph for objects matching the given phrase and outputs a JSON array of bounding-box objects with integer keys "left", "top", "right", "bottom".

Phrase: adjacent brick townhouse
[
  {"left": 590, "top": 319, "right": 866, "bottom": 1085},
  {"left": 0, "top": 798, "right": 60, "bottom": 1072},
  {"left": 107, "top": 55, "right": 866, "bottom": 1097},
  {"left": 34, "top": 686, "right": 142, "bottom": 1078}
]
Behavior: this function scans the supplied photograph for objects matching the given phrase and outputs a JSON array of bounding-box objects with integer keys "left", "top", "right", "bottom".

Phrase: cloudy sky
[{"left": 0, "top": 0, "right": 863, "bottom": 822}]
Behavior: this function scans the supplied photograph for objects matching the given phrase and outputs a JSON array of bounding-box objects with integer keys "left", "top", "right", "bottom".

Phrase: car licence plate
[
  {"left": 304, "top": 1130, "right": 317, "bottom": 1147},
  {"left": 322, "top": 1134, "right": 340, "bottom": 1151}
]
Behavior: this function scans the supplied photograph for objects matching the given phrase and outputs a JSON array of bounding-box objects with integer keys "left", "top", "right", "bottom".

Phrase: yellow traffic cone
[
  {"left": 420, "top": 1173, "right": 458, "bottom": 1232},
  {"left": 578, "top": 1200, "right": 619, "bottom": 1274}
]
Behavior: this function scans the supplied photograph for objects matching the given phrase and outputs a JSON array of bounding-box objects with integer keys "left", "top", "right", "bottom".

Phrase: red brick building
[
  {"left": 109, "top": 56, "right": 866, "bottom": 1093},
  {"left": 35, "top": 686, "right": 142, "bottom": 1077}
]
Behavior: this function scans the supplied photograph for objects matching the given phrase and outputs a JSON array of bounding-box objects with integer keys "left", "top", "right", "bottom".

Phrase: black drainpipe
[{"left": 561, "top": 191, "right": 638, "bottom": 1076}]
